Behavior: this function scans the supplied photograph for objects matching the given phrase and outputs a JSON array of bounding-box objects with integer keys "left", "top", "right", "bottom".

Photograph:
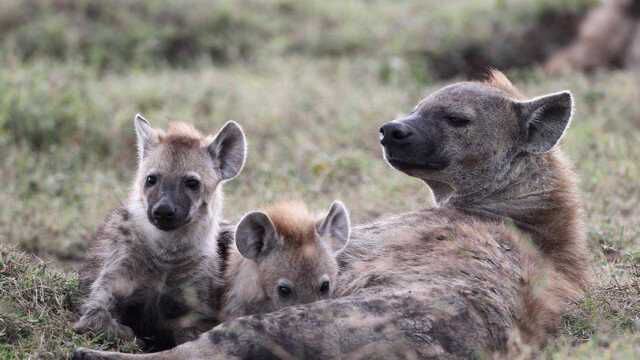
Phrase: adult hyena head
[
  {"left": 379, "top": 70, "right": 573, "bottom": 199},
  {"left": 132, "top": 115, "right": 246, "bottom": 232},
  {"left": 233, "top": 201, "right": 350, "bottom": 311}
]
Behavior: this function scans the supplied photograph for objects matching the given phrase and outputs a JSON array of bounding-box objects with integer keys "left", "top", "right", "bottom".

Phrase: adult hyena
[
  {"left": 74, "top": 115, "right": 246, "bottom": 351},
  {"left": 73, "top": 71, "right": 590, "bottom": 359},
  {"left": 221, "top": 200, "right": 350, "bottom": 319}
]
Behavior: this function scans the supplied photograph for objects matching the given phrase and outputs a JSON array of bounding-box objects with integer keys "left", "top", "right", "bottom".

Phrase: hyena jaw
[{"left": 126, "top": 186, "right": 223, "bottom": 259}]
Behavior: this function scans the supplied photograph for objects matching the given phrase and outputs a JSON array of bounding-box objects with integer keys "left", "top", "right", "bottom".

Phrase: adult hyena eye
[
  {"left": 277, "top": 284, "right": 292, "bottom": 298},
  {"left": 145, "top": 175, "right": 158, "bottom": 187},
  {"left": 319, "top": 280, "right": 330, "bottom": 295},
  {"left": 445, "top": 115, "right": 470, "bottom": 127},
  {"left": 184, "top": 178, "right": 200, "bottom": 191}
]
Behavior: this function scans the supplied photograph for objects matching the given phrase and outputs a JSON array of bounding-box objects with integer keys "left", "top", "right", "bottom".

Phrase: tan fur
[
  {"left": 73, "top": 76, "right": 590, "bottom": 360},
  {"left": 76, "top": 117, "right": 246, "bottom": 351},
  {"left": 484, "top": 69, "right": 525, "bottom": 100},
  {"left": 222, "top": 201, "right": 342, "bottom": 320},
  {"left": 264, "top": 201, "right": 317, "bottom": 247},
  {"left": 159, "top": 122, "right": 206, "bottom": 148}
]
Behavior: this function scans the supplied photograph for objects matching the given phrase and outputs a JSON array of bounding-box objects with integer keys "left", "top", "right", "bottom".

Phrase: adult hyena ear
[
  {"left": 515, "top": 91, "right": 574, "bottom": 154},
  {"left": 207, "top": 121, "right": 247, "bottom": 181},
  {"left": 316, "top": 201, "right": 351, "bottom": 254},
  {"left": 235, "top": 211, "right": 278, "bottom": 261},
  {"left": 134, "top": 114, "right": 159, "bottom": 161}
]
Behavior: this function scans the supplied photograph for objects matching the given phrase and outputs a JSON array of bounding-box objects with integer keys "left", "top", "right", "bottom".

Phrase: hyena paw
[{"left": 74, "top": 309, "right": 135, "bottom": 340}]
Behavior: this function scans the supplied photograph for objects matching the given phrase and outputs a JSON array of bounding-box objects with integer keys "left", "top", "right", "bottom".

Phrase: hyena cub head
[
  {"left": 379, "top": 70, "right": 574, "bottom": 201},
  {"left": 132, "top": 114, "right": 246, "bottom": 232},
  {"left": 235, "top": 201, "right": 350, "bottom": 311}
]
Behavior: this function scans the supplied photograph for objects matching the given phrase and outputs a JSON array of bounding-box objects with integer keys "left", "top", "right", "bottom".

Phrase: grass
[{"left": 1, "top": 0, "right": 639, "bottom": 358}]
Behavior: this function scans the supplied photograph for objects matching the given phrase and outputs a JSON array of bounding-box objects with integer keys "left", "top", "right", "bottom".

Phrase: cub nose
[
  {"left": 152, "top": 203, "right": 176, "bottom": 220},
  {"left": 379, "top": 122, "right": 413, "bottom": 146}
]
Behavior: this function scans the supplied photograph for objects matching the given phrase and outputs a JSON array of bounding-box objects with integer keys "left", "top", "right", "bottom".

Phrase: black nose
[
  {"left": 152, "top": 203, "right": 176, "bottom": 220},
  {"left": 379, "top": 122, "right": 413, "bottom": 146}
]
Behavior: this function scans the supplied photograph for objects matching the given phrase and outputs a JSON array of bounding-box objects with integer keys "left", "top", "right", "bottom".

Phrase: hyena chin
[
  {"left": 74, "top": 114, "right": 247, "bottom": 351},
  {"left": 221, "top": 200, "right": 350, "bottom": 319}
]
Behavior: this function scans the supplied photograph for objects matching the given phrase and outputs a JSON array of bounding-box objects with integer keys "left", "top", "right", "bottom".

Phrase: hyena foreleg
[{"left": 74, "top": 262, "right": 138, "bottom": 340}]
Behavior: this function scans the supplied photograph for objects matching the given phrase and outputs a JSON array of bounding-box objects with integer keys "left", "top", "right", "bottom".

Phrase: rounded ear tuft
[
  {"left": 235, "top": 211, "right": 277, "bottom": 260},
  {"left": 316, "top": 200, "right": 351, "bottom": 254},
  {"left": 207, "top": 121, "right": 247, "bottom": 181},
  {"left": 515, "top": 90, "right": 574, "bottom": 154}
]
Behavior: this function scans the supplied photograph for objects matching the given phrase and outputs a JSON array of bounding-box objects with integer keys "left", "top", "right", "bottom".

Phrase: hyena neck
[{"left": 449, "top": 150, "right": 589, "bottom": 289}]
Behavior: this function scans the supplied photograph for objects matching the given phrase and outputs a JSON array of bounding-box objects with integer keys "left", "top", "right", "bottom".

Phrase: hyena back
[
  {"left": 222, "top": 200, "right": 350, "bottom": 319},
  {"left": 74, "top": 115, "right": 246, "bottom": 351},
  {"left": 73, "top": 71, "right": 589, "bottom": 359}
]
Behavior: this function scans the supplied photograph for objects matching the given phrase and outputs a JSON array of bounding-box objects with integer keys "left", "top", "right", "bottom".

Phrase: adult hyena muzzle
[{"left": 379, "top": 116, "right": 449, "bottom": 171}]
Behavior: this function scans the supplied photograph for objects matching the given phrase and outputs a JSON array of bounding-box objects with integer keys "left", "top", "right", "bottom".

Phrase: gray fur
[
  {"left": 75, "top": 117, "right": 247, "bottom": 351},
  {"left": 73, "top": 74, "right": 589, "bottom": 359}
]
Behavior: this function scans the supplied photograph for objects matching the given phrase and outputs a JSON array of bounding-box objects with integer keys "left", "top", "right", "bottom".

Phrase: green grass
[{"left": 1, "top": 0, "right": 639, "bottom": 358}]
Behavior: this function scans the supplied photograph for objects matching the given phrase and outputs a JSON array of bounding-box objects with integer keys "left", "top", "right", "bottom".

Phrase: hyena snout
[
  {"left": 148, "top": 196, "right": 190, "bottom": 231},
  {"left": 380, "top": 118, "right": 447, "bottom": 171},
  {"left": 379, "top": 122, "right": 413, "bottom": 146}
]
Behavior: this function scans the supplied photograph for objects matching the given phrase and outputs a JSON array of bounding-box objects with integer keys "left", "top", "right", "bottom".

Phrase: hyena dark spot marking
[
  {"left": 460, "top": 154, "right": 482, "bottom": 167},
  {"left": 251, "top": 320, "right": 265, "bottom": 333},
  {"left": 357, "top": 298, "right": 389, "bottom": 315},
  {"left": 118, "top": 225, "right": 131, "bottom": 236},
  {"left": 242, "top": 346, "right": 281, "bottom": 360},
  {"left": 209, "top": 330, "right": 240, "bottom": 345},
  {"left": 374, "top": 324, "right": 385, "bottom": 333},
  {"left": 121, "top": 209, "right": 130, "bottom": 221}
]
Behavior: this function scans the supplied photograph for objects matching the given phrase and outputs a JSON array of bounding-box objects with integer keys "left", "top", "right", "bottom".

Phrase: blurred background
[{"left": 0, "top": 0, "right": 638, "bottom": 358}]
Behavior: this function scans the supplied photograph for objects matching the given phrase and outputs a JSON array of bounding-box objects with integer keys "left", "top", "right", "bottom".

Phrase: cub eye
[
  {"left": 319, "top": 280, "right": 330, "bottom": 295},
  {"left": 184, "top": 178, "right": 200, "bottom": 190},
  {"left": 277, "top": 284, "right": 292, "bottom": 299},
  {"left": 145, "top": 175, "right": 158, "bottom": 187},
  {"left": 445, "top": 115, "right": 470, "bottom": 127}
]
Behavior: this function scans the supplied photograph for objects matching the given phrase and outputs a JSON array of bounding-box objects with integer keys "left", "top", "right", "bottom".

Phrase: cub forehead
[{"left": 143, "top": 144, "right": 214, "bottom": 177}]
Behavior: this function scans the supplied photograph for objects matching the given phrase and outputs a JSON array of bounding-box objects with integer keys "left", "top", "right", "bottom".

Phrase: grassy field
[{"left": 1, "top": 0, "right": 639, "bottom": 358}]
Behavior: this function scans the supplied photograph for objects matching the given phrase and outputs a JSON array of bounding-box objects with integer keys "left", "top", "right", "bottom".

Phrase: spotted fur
[
  {"left": 74, "top": 116, "right": 246, "bottom": 351},
  {"left": 73, "top": 73, "right": 590, "bottom": 359}
]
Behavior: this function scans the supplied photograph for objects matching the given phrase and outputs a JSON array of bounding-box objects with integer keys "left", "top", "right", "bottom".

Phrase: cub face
[
  {"left": 133, "top": 115, "right": 246, "bottom": 231},
  {"left": 235, "top": 201, "right": 350, "bottom": 311}
]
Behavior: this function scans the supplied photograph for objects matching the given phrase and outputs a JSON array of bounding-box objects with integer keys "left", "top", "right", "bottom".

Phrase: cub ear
[
  {"left": 134, "top": 114, "right": 159, "bottom": 161},
  {"left": 207, "top": 121, "right": 247, "bottom": 181},
  {"left": 514, "top": 91, "right": 574, "bottom": 154},
  {"left": 235, "top": 211, "right": 278, "bottom": 261},
  {"left": 316, "top": 201, "right": 351, "bottom": 254}
]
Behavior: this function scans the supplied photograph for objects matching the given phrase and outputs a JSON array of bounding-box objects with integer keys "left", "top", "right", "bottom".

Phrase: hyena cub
[
  {"left": 221, "top": 200, "right": 351, "bottom": 319},
  {"left": 74, "top": 114, "right": 246, "bottom": 351}
]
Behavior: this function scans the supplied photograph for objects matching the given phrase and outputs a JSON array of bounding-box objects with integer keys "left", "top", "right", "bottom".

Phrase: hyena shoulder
[{"left": 78, "top": 207, "right": 140, "bottom": 294}]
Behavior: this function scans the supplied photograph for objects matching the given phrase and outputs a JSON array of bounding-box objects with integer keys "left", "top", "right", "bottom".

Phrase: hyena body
[
  {"left": 74, "top": 72, "right": 590, "bottom": 359},
  {"left": 221, "top": 200, "right": 350, "bottom": 319},
  {"left": 74, "top": 116, "right": 246, "bottom": 351}
]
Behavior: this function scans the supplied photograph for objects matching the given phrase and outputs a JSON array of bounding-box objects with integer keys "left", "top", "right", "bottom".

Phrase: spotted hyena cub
[
  {"left": 74, "top": 114, "right": 246, "bottom": 351},
  {"left": 221, "top": 200, "right": 351, "bottom": 319}
]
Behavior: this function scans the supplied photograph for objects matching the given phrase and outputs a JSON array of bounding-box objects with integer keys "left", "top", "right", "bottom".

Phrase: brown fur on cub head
[{"left": 223, "top": 200, "right": 351, "bottom": 318}]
